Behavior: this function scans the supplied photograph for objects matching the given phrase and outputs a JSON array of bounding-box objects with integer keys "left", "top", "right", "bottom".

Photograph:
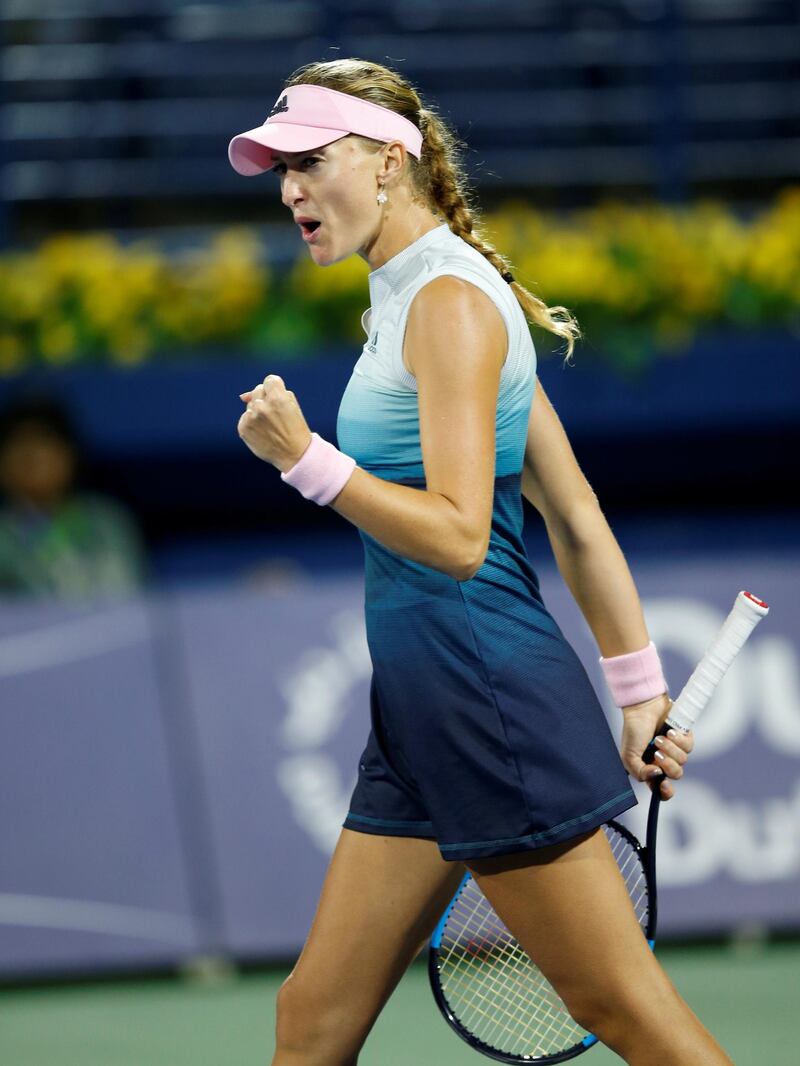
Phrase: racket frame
[{"left": 427, "top": 810, "right": 658, "bottom": 1064}]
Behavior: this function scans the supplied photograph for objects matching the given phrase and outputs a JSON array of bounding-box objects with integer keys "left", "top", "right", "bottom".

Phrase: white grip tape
[{"left": 665, "top": 591, "right": 769, "bottom": 733}]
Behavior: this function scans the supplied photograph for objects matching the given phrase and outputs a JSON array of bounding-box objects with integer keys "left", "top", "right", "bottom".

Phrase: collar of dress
[{"left": 367, "top": 222, "right": 452, "bottom": 308}]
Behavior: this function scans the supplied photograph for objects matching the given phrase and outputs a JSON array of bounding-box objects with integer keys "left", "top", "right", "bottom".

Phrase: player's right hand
[{"left": 237, "top": 374, "right": 312, "bottom": 472}]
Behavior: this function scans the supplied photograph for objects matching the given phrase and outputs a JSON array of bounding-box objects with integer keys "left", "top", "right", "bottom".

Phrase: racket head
[{"left": 428, "top": 818, "right": 654, "bottom": 1064}]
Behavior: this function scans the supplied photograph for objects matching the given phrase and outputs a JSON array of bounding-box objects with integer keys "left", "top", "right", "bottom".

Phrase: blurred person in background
[
  {"left": 0, "top": 393, "right": 148, "bottom": 599},
  {"left": 233, "top": 59, "right": 731, "bottom": 1066}
]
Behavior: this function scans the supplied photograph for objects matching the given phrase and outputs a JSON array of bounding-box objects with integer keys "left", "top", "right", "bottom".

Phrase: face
[
  {"left": 0, "top": 423, "right": 76, "bottom": 509},
  {"left": 271, "top": 137, "right": 386, "bottom": 266}
]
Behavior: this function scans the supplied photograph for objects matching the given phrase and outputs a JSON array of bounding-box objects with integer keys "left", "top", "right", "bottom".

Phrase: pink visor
[{"left": 228, "top": 84, "right": 424, "bottom": 176}]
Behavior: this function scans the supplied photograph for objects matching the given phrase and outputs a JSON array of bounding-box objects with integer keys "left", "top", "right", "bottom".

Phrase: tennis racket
[{"left": 429, "top": 590, "right": 769, "bottom": 1064}]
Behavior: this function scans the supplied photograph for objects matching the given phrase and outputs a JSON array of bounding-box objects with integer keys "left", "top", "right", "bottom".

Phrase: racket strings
[
  {"left": 443, "top": 932, "right": 579, "bottom": 1052},
  {"left": 443, "top": 906, "right": 570, "bottom": 1051},
  {"left": 612, "top": 832, "right": 649, "bottom": 925},
  {"left": 433, "top": 825, "right": 650, "bottom": 1058},
  {"left": 439, "top": 921, "right": 579, "bottom": 1053},
  {"left": 438, "top": 882, "right": 586, "bottom": 1055}
]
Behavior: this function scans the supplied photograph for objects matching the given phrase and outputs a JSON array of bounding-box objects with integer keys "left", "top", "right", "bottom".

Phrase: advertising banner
[
  {"left": 0, "top": 601, "right": 203, "bottom": 974},
  {"left": 1, "top": 556, "right": 797, "bottom": 975}
]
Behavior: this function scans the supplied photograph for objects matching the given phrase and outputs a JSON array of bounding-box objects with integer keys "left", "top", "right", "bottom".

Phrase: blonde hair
[{"left": 284, "top": 57, "right": 582, "bottom": 361}]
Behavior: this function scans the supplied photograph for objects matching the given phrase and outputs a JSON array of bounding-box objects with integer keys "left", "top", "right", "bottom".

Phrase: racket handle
[
  {"left": 667, "top": 590, "right": 768, "bottom": 732},
  {"left": 642, "top": 591, "right": 768, "bottom": 765}
]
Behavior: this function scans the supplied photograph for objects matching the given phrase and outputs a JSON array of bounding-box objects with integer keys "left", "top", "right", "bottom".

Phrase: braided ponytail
[
  {"left": 418, "top": 107, "right": 581, "bottom": 362},
  {"left": 284, "top": 58, "right": 582, "bottom": 361}
]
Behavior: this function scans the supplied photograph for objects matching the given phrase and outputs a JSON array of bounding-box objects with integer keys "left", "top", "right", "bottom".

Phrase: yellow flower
[
  {"left": 39, "top": 318, "right": 78, "bottom": 364},
  {"left": 108, "top": 323, "right": 151, "bottom": 366},
  {"left": 1, "top": 188, "right": 797, "bottom": 369},
  {"left": 291, "top": 252, "right": 368, "bottom": 299},
  {"left": 3, "top": 257, "right": 55, "bottom": 323}
]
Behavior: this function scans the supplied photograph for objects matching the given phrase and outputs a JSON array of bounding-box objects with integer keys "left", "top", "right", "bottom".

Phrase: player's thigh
[
  {"left": 281, "top": 828, "right": 464, "bottom": 1035},
  {"left": 467, "top": 828, "right": 676, "bottom": 1028}
]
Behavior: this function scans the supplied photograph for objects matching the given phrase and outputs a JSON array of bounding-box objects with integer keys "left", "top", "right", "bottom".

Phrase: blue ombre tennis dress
[{"left": 337, "top": 223, "right": 636, "bottom": 861}]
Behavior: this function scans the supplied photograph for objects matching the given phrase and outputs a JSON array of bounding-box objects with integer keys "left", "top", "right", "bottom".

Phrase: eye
[{"left": 270, "top": 158, "right": 319, "bottom": 175}]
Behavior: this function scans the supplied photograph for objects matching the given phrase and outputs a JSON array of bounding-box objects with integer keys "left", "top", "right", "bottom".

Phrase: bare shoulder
[{"left": 403, "top": 275, "right": 507, "bottom": 379}]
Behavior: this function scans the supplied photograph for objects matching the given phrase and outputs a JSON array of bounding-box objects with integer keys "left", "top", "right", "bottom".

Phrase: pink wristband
[
  {"left": 280, "top": 432, "right": 356, "bottom": 505},
  {"left": 599, "top": 640, "right": 667, "bottom": 708}
]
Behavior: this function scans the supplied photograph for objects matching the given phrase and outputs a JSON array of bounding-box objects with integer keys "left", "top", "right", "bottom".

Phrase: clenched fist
[{"left": 238, "top": 374, "right": 313, "bottom": 472}]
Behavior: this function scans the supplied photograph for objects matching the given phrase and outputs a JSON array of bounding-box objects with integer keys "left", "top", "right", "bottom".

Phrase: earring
[{"left": 377, "top": 184, "right": 388, "bottom": 205}]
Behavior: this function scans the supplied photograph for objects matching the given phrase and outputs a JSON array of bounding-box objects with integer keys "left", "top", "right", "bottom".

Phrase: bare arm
[
  {"left": 238, "top": 276, "right": 505, "bottom": 581},
  {"left": 522, "top": 377, "right": 651, "bottom": 657},
  {"left": 522, "top": 377, "right": 693, "bottom": 796}
]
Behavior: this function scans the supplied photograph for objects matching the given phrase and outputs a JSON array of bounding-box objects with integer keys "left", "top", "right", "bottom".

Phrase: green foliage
[{"left": 1, "top": 189, "right": 798, "bottom": 375}]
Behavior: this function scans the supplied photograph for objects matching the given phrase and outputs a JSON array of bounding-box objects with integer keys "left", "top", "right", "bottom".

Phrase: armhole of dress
[{"left": 392, "top": 271, "right": 515, "bottom": 392}]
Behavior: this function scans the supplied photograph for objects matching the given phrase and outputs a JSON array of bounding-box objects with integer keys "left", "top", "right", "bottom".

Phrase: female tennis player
[{"left": 230, "top": 59, "right": 732, "bottom": 1065}]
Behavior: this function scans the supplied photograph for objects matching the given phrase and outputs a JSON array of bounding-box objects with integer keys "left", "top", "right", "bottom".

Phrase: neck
[{"left": 359, "top": 199, "right": 444, "bottom": 272}]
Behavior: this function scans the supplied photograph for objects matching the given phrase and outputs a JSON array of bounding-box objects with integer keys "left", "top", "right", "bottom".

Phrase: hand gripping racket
[{"left": 428, "top": 590, "right": 769, "bottom": 1064}]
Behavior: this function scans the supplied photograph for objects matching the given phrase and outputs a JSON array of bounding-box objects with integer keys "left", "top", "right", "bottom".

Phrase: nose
[{"left": 281, "top": 172, "right": 306, "bottom": 210}]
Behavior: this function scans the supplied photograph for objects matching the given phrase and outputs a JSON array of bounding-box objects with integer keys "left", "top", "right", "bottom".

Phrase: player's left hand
[
  {"left": 238, "top": 375, "right": 313, "bottom": 472},
  {"left": 619, "top": 692, "right": 694, "bottom": 801}
]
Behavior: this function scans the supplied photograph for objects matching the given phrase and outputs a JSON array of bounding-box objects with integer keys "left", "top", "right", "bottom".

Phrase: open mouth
[{"left": 300, "top": 220, "right": 321, "bottom": 235}]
